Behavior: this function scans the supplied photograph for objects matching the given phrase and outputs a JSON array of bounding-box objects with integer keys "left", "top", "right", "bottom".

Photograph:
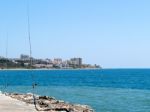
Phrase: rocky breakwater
[{"left": 6, "top": 93, "right": 94, "bottom": 112}]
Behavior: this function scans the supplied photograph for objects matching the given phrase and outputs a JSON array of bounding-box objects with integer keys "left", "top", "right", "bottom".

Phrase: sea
[{"left": 0, "top": 69, "right": 150, "bottom": 112}]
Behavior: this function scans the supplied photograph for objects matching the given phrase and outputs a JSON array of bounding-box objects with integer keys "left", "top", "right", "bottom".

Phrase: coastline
[
  {"left": 0, "top": 91, "right": 94, "bottom": 112},
  {"left": 0, "top": 68, "right": 101, "bottom": 71}
]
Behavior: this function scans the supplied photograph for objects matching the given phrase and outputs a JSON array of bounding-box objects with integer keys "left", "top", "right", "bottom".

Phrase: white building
[{"left": 53, "top": 58, "right": 62, "bottom": 65}]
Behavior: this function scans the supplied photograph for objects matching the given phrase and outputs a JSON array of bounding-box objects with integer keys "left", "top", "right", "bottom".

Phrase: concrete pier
[{"left": 0, "top": 93, "right": 37, "bottom": 112}]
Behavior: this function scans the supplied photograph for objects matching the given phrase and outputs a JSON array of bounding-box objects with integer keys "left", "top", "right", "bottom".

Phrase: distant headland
[{"left": 0, "top": 54, "right": 101, "bottom": 69}]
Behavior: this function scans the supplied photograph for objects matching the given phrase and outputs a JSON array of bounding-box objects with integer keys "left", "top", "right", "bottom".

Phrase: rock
[{"left": 6, "top": 93, "right": 94, "bottom": 112}]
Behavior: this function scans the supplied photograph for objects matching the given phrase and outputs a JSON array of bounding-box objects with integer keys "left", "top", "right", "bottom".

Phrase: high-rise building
[{"left": 70, "top": 58, "right": 82, "bottom": 68}]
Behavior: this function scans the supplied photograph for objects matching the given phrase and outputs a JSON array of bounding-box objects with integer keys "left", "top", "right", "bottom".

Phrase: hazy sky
[{"left": 0, "top": 0, "right": 150, "bottom": 68}]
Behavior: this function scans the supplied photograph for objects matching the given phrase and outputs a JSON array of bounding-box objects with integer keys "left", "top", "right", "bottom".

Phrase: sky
[{"left": 0, "top": 0, "right": 150, "bottom": 68}]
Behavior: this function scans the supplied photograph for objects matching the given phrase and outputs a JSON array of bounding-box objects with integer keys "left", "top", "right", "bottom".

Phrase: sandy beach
[{"left": 0, "top": 92, "right": 37, "bottom": 112}]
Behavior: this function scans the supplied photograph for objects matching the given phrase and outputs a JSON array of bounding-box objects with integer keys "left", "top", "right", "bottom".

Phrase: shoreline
[
  {"left": 0, "top": 91, "right": 94, "bottom": 112},
  {"left": 0, "top": 68, "right": 101, "bottom": 71}
]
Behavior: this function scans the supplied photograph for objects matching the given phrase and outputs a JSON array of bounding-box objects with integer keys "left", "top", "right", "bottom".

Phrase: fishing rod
[
  {"left": 27, "top": 2, "right": 51, "bottom": 111},
  {"left": 3, "top": 32, "right": 9, "bottom": 92},
  {"left": 5, "top": 32, "right": 8, "bottom": 87},
  {"left": 27, "top": 1, "right": 38, "bottom": 110}
]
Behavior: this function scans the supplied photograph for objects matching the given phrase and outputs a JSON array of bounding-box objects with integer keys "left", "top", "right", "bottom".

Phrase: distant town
[{"left": 0, "top": 54, "right": 101, "bottom": 69}]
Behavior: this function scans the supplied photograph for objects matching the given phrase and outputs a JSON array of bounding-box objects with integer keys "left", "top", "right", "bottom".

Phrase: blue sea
[{"left": 0, "top": 69, "right": 150, "bottom": 112}]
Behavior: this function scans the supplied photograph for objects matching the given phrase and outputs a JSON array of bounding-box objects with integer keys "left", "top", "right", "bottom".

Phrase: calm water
[{"left": 0, "top": 69, "right": 150, "bottom": 112}]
